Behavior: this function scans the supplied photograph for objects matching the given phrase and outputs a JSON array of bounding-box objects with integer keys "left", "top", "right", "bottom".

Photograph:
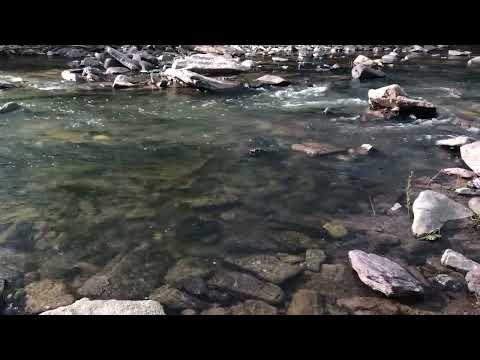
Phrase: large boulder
[
  {"left": 368, "top": 84, "right": 437, "bottom": 119},
  {"left": 172, "top": 53, "right": 251, "bottom": 75},
  {"left": 164, "top": 68, "right": 242, "bottom": 92},
  {"left": 40, "top": 298, "right": 165, "bottom": 315},
  {"left": 460, "top": 141, "right": 480, "bottom": 174},
  {"left": 412, "top": 190, "right": 473, "bottom": 236},
  {"left": 353, "top": 55, "right": 383, "bottom": 68},
  {"left": 348, "top": 250, "right": 424, "bottom": 297},
  {"left": 468, "top": 56, "right": 480, "bottom": 68}
]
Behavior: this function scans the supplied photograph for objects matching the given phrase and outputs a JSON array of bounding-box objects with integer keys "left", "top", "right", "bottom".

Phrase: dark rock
[
  {"left": 150, "top": 285, "right": 208, "bottom": 311},
  {"left": 104, "top": 57, "right": 122, "bottom": 69},
  {"left": 230, "top": 300, "right": 278, "bottom": 315},
  {"left": 287, "top": 289, "right": 324, "bottom": 315},
  {"left": 348, "top": 250, "right": 424, "bottom": 297},
  {"left": 432, "top": 274, "right": 464, "bottom": 292},
  {"left": 77, "top": 244, "right": 172, "bottom": 300},
  {"left": 0, "top": 81, "right": 15, "bottom": 90},
  {"left": 336, "top": 296, "right": 435, "bottom": 315},
  {"left": 207, "top": 270, "right": 284, "bottom": 304},
  {"left": 82, "top": 67, "right": 104, "bottom": 82},
  {"left": 80, "top": 57, "right": 103, "bottom": 68},
  {"left": 224, "top": 254, "right": 303, "bottom": 284},
  {"left": 351, "top": 64, "right": 385, "bottom": 80},
  {"left": 0, "top": 102, "right": 22, "bottom": 114}
]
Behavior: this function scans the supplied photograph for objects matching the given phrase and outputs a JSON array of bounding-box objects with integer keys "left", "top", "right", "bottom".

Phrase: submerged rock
[
  {"left": 230, "top": 300, "right": 278, "bottom": 315},
  {"left": 368, "top": 84, "right": 437, "bottom": 119},
  {"left": 291, "top": 142, "right": 346, "bottom": 157},
  {"left": 207, "top": 270, "right": 284, "bottom": 304},
  {"left": 24, "top": 279, "right": 75, "bottom": 314},
  {"left": 0, "top": 102, "right": 22, "bottom": 114},
  {"left": 411, "top": 190, "right": 473, "bottom": 236},
  {"left": 224, "top": 254, "right": 303, "bottom": 284},
  {"left": 149, "top": 285, "right": 207, "bottom": 311},
  {"left": 305, "top": 249, "right": 326, "bottom": 272},
  {"left": 323, "top": 222, "right": 348, "bottom": 238},
  {"left": 348, "top": 250, "right": 424, "bottom": 297},
  {"left": 441, "top": 249, "right": 480, "bottom": 273},
  {"left": 336, "top": 296, "right": 434, "bottom": 315},
  {"left": 460, "top": 141, "right": 480, "bottom": 174},
  {"left": 287, "top": 289, "right": 324, "bottom": 315},
  {"left": 41, "top": 298, "right": 165, "bottom": 315},
  {"left": 164, "top": 68, "right": 242, "bottom": 92}
]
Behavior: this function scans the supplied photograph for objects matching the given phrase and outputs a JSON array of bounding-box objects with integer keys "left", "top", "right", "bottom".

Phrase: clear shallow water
[{"left": 1, "top": 53, "right": 480, "bottom": 314}]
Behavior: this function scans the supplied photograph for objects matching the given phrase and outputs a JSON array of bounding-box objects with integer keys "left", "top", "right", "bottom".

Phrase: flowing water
[{"left": 1, "top": 52, "right": 480, "bottom": 314}]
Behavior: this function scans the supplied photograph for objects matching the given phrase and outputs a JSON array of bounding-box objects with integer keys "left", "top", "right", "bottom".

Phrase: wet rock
[
  {"left": 179, "top": 192, "right": 239, "bottom": 209},
  {"left": 224, "top": 254, "right": 303, "bottom": 284},
  {"left": 164, "top": 68, "right": 242, "bottom": 92},
  {"left": 368, "top": 84, "right": 437, "bottom": 119},
  {"left": 287, "top": 289, "right": 324, "bottom": 315},
  {"left": 104, "top": 57, "right": 122, "bottom": 69},
  {"left": 436, "top": 136, "right": 475, "bottom": 148},
  {"left": 0, "top": 102, "right": 22, "bottom": 114},
  {"left": 336, "top": 296, "right": 433, "bottom": 315},
  {"left": 468, "top": 197, "right": 480, "bottom": 214},
  {"left": 150, "top": 285, "right": 207, "bottom": 311},
  {"left": 460, "top": 141, "right": 480, "bottom": 174},
  {"left": 105, "top": 46, "right": 140, "bottom": 71},
  {"left": 0, "top": 81, "right": 15, "bottom": 90},
  {"left": 41, "top": 298, "right": 164, "bottom": 315},
  {"left": 441, "top": 249, "right": 480, "bottom": 273},
  {"left": 323, "top": 222, "right": 348, "bottom": 238},
  {"left": 181, "top": 309, "right": 197, "bottom": 315},
  {"left": 0, "top": 248, "right": 25, "bottom": 282},
  {"left": 172, "top": 53, "right": 250, "bottom": 76},
  {"left": 305, "top": 249, "right": 326, "bottom": 272},
  {"left": 465, "top": 268, "right": 480, "bottom": 298},
  {"left": 381, "top": 52, "right": 399, "bottom": 64},
  {"left": 24, "top": 279, "right": 75, "bottom": 314},
  {"left": 255, "top": 74, "right": 290, "bottom": 86},
  {"left": 273, "top": 231, "right": 321, "bottom": 252},
  {"left": 207, "top": 270, "right": 284, "bottom": 304},
  {"left": 448, "top": 50, "right": 471, "bottom": 58},
  {"left": 432, "top": 274, "right": 464, "bottom": 291},
  {"left": 82, "top": 66, "right": 104, "bottom": 82},
  {"left": 353, "top": 55, "right": 383, "bottom": 68},
  {"left": 441, "top": 168, "right": 476, "bottom": 178},
  {"left": 468, "top": 57, "right": 480, "bottom": 68},
  {"left": 94, "top": 52, "right": 106, "bottom": 62},
  {"left": 348, "top": 250, "right": 424, "bottom": 297},
  {"left": 192, "top": 45, "right": 229, "bottom": 55},
  {"left": 78, "top": 245, "right": 171, "bottom": 300},
  {"left": 175, "top": 216, "right": 222, "bottom": 245},
  {"left": 291, "top": 142, "right": 346, "bottom": 157},
  {"left": 112, "top": 75, "right": 137, "bottom": 89},
  {"left": 164, "top": 257, "right": 215, "bottom": 287},
  {"left": 351, "top": 64, "right": 385, "bottom": 81},
  {"left": 80, "top": 57, "right": 103, "bottom": 68},
  {"left": 201, "top": 306, "right": 230, "bottom": 315},
  {"left": 411, "top": 190, "right": 473, "bottom": 236},
  {"left": 276, "top": 253, "right": 305, "bottom": 264},
  {"left": 105, "top": 66, "right": 130, "bottom": 75},
  {"left": 61, "top": 69, "right": 83, "bottom": 82},
  {"left": 230, "top": 300, "right": 278, "bottom": 315},
  {"left": 139, "top": 60, "right": 155, "bottom": 72},
  {"left": 455, "top": 187, "right": 480, "bottom": 196},
  {"left": 272, "top": 56, "right": 289, "bottom": 62}
]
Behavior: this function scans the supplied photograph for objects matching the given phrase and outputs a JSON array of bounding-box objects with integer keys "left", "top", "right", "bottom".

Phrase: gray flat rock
[{"left": 41, "top": 298, "right": 165, "bottom": 315}]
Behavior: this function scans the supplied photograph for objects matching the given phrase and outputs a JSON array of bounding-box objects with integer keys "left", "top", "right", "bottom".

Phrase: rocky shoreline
[{"left": 1, "top": 44, "right": 480, "bottom": 315}]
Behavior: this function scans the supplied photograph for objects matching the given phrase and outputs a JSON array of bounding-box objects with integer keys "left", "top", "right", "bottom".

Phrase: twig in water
[
  {"left": 369, "top": 196, "right": 376, "bottom": 216},
  {"left": 406, "top": 170, "right": 414, "bottom": 218},
  {"left": 426, "top": 169, "right": 442, "bottom": 186}
]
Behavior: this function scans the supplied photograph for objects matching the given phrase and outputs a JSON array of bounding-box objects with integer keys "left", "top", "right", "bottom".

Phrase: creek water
[{"left": 1, "top": 52, "right": 480, "bottom": 314}]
